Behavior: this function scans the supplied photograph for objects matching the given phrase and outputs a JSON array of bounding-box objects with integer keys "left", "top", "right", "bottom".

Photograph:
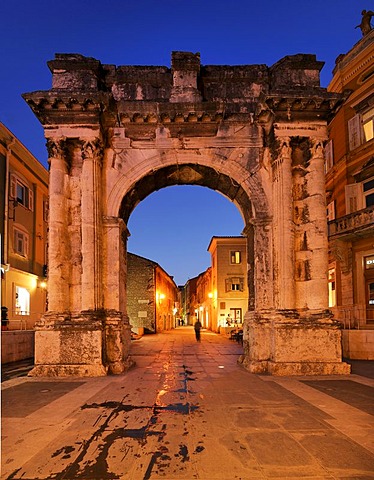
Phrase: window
[
  {"left": 365, "top": 255, "right": 374, "bottom": 270},
  {"left": 15, "top": 286, "right": 30, "bottom": 315},
  {"left": 363, "top": 177, "right": 374, "bottom": 208},
  {"left": 10, "top": 175, "right": 33, "bottom": 211},
  {"left": 328, "top": 268, "right": 336, "bottom": 308},
  {"left": 327, "top": 201, "right": 335, "bottom": 221},
  {"left": 226, "top": 277, "right": 244, "bottom": 292},
  {"left": 13, "top": 228, "right": 29, "bottom": 257},
  {"left": 362, "top": 107, "right": 374, "bottom": 142},
  {"left": 43, "top": 200, "right": 49, "bottom": 222},
  {"left": 345, "top": 184, "right": 364, "bottom": 214},
  {"left": 230, "top": 251, "right": 241, "bottom": 264},
  {"left": 324, "top": 140, "right": 334, "bottom": 173},
  {"left": 348, "top": 114, "right": 363, "bottom": 151}
]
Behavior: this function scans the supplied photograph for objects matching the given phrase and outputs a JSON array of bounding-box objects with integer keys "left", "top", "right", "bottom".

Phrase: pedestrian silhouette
[{"left": 194, "top": 320, "right": 202, "bottom": 341}]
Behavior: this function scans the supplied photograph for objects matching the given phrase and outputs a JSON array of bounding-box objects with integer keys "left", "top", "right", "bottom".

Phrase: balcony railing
[{"left": 328, "top": 205, "right": 374, "bottom": 238}]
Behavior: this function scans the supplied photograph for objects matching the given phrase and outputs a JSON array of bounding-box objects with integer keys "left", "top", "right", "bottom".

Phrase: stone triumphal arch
[{"left": 24, "top": 51, "right": 350, "bottom": 376}]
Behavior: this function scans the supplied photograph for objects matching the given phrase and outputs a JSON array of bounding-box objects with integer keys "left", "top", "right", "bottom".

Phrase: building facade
[
  {"left": 127, "top": 252, "right": 179, "bottom": 333},
  {"left": 326, "top": 30, "right": 374, "bottom": 336},
  {"left": 1, "top": 122, "right": 48, "bottom": 331},
  {"left": 207, "top": 236, "right": 248, "bottom": 332}
]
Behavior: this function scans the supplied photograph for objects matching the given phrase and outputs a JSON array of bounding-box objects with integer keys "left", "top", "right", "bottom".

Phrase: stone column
[
  {"left": 81, "top": 139, "right": 103, "bottom": 311},
  {"left": 102, "top": 216, "right": 133, "bottom": 374},
  {"left": 295, "top": 138, "right": 328, "bottom": 310},
  {"left": 272, "top": 137, "right": 295, "bottom": 309},
  {"left": 45, "top": 138, "right": 70, "bottom": 312}
]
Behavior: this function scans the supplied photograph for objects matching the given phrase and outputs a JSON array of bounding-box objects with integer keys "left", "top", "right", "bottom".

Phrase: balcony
[{"left": 328, "top": 205, "right": 374, "bottom": 240}]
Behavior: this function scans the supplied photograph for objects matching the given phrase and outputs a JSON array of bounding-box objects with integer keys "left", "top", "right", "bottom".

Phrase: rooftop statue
[{"left": 355, "top": 9, "right": 374, "bottom": 36}]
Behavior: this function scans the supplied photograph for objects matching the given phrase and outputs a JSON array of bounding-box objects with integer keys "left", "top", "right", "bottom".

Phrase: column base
[
  {"left": 30, "top": 311, "right": 133, "bottom": 377},
  {"left": 29, "top": 364, "right": 108, "bottom": 377},
  {"left": 239, "top": 358, "right": 351, "bottom": 376},
  {"left": 239, "top": 309, "right": 351, "bottom": 376}
]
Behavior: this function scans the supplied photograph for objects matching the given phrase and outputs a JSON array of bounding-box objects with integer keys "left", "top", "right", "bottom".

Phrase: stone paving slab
[{"left": 1, "top": 327, "right": 374, "bottom": 479}]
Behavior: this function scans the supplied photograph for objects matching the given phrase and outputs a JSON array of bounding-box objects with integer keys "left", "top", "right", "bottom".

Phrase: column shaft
[
  {"left": 272, "top": 139, "right": 295, "bottom": 309},
  {"left": 81, "top": 139, "right": 103, "bottom": 311},
  {"left": 46, "top": 140, "right": 70, "bottom": 312}
]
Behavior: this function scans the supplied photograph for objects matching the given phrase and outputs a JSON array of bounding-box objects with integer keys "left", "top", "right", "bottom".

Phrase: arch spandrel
[{"left": 105, "top": 150, "right": 271, "bottom": 224}]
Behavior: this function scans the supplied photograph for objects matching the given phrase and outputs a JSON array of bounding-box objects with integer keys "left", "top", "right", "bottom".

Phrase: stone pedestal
[
  {"left": 29, "top": 311, "right": 133, "bottom": 377},
  {"left": 239, "top": 310, "right": 351, "bottom": 375}
]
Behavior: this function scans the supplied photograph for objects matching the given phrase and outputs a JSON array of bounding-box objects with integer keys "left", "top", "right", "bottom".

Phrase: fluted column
[
  {"left": 296, "top": 138, "right": 329, "bottom": 310},
  {"left": 46, "top": 138, "right": 70, "bottom": 312},
  {"left": 81, "top": 138, "right": 103, "bottom": 311},
  {"left": 272, "top": 137, "right": 295, "bottom": 309},
  {"left": 102, "top": 216, "right": 129, "bottom": 312}
]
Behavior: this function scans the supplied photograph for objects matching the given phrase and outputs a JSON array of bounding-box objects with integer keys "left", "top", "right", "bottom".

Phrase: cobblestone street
[{"left": 2, "top": 327, "right": 373, "bottom": 479}]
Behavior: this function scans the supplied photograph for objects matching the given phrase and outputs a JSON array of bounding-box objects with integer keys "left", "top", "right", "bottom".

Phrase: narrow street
[{"left": 1, "top": 327, "right": 373, "bottom": 479}]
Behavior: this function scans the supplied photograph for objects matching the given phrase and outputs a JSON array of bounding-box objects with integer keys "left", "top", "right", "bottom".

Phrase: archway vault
[
  {"left": 119, "top": 163, "right": 254, "bottom": 225},
  {"left": 24, "top": 51, "right": 350, "bottom": 376}
]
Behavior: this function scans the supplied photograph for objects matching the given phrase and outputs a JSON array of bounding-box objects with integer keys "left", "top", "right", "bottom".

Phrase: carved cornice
[
  {"left": 22, "top": 91, "right": 108, "bottom": 125},
  {"left": 256, "top": 92, "right": 343, "bottom": 124}
]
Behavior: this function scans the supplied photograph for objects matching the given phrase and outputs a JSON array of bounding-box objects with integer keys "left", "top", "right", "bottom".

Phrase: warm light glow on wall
[{"left": 208, "top": 292, "right": 213, "bottom": 298}]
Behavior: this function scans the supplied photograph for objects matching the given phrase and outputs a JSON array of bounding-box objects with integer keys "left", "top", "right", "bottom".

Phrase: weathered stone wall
[{"left": 127, "top": 253, "right": 156, "bottom": 332}]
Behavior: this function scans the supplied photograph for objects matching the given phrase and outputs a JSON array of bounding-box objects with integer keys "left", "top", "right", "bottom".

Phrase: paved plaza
[{"left": 1, "top": 327, "right": 373, "bottom": 479}]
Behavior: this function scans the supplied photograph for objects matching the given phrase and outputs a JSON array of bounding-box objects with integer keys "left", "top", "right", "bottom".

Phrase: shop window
[
  {"left": 230, "top": 251, "right": 241, "bottom": 264},
  {"left": 13, "top": 228, "right": 29, "bottom": 257},
  {"left": 15, "top": 286, "right": 30, "bottom": 315},
  {"left": 230, "top": 308, "right": 242, "bottom": 323},
  {"left": 328, "top": 268, "right": 336, "bottom": 307}
]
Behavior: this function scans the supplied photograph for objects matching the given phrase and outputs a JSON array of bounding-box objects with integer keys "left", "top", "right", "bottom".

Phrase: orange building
[
  {"left": 326, "top": 30, "right": 374, "bottom": 356},
  {"left": 207, "top": 236, "right": 248, "bottom": 333},
  {"left": 1, "top": 122, "right": 48, "bottom": 331},
  {"left": 127, "top": 252, "right": 179, "bottom": 333}
]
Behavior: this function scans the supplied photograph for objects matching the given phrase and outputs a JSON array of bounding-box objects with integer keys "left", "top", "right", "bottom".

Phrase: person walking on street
[{"left": 194, "top": 320, "right": 202, "bottom": 342}]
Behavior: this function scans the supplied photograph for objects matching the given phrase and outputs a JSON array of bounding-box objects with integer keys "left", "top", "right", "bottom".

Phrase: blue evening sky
[{"left": 0, "top": 1, "right": 367, "bottom": 285}]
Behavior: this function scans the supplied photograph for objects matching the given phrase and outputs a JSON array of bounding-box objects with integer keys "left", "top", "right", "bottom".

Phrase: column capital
[
  {"left": 46, "top": 137, "right": 67, "bottom": 161},
  {"left": 309, "top": 137, "right": 324, "bottom": 159},
  {"left": 81, "top": 138, "right": 104, "bottom": 162}
]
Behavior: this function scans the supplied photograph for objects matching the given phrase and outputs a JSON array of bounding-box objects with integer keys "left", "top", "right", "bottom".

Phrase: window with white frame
[
  {"left": 15, "top": 286, "right": 30, "bottom": 315},
  {"left": 362, "top": 107, "right": 374, "bottom": 142},
  {"left": 13, "top": 228, "right": 29, "bottom": 257},
  {"left": 363, "top": 177, "right": 374, "bottom": 208},
  {"left": 230, "top": 251, "right": 241, "bottom": 264},
  {"left": 10, "top": 174, "right": 34, "bottom": 211},
  {"left": 226, "top": 277, "right": 244, "bottom": 292},
  {"left": 327, "top": 201, "right": 335, "bottom": 221},
  {"left": 324, "top": 140, "right": 334, "bottom": 173}
]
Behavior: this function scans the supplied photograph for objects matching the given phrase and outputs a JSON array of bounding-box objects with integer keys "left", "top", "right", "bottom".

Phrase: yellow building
[
  {"left": 1, "top": 122, "right": 49, "bottom": 330},
  {"left": 207, "top": 236, "right": 248, "bottom": 332},
  {"left": 326, "top": 30, "right": 374, "bottom": 357}
]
